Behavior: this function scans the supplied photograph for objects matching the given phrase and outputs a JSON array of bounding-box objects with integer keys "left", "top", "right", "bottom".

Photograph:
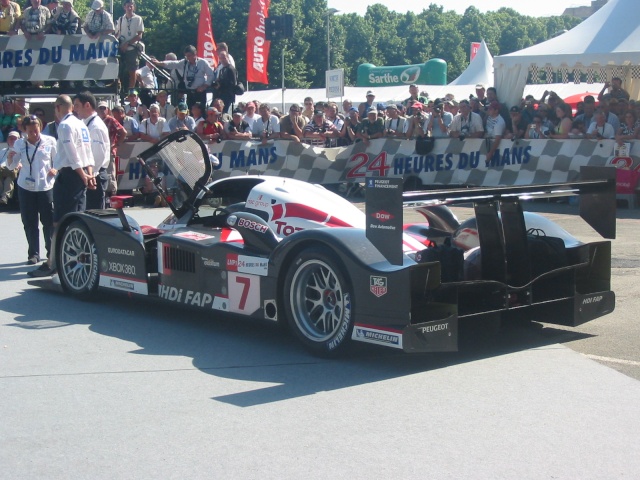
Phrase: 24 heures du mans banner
[{"left": 112, "top": 138, "right": 639, "bottom": 192}]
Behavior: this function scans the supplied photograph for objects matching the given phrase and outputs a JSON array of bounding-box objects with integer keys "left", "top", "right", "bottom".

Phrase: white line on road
[{"left": 584, "top": 354, "right": 640, "bottom": 367}]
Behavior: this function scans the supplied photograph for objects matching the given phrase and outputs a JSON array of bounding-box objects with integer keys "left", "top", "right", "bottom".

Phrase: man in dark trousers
[{"left": 213, "top": 51, "right": 237, "bottom": 114}]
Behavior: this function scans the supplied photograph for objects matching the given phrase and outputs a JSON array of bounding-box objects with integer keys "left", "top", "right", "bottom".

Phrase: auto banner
[
  {"left": 246, "top": 0, "right": 270, "bottom": 84},
  {"left": 0, "top": 34, "right": 119, "bottom": 82},
  {"left": 98, "top": 138, "right": 640, "bottom": 192}
]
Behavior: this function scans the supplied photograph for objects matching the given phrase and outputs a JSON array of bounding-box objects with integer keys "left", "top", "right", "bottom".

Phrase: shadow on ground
[{"left": 1, "top": 282, "right": 594, "bottom": 407}]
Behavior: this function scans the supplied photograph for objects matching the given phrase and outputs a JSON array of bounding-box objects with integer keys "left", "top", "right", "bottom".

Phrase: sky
[{"left": 325, "top": 0, "right": 593, "bottom": 18}]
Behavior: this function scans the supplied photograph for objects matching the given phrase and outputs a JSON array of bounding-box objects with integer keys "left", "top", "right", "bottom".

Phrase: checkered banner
[
  {"left": 113, "top": 138, "right": 639, "bottom": 191},
  {"left": 0, "top": 34, "right": 119, "bottom": 82}
]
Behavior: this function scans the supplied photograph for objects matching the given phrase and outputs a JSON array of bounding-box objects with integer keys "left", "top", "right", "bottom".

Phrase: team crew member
[
  {"left": 74, "top": 91, "right": 110, "bottom": 209},
  {"left": 7, "top": 118, "right": 57, "bottom": 267},
  {"left": 29, "top": 95, "right": 94, "bottom": 278}
]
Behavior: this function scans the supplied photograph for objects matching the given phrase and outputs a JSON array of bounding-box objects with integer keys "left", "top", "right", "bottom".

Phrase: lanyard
[{"left": 25, "top": 139, "right": 41, "bottom": 176}]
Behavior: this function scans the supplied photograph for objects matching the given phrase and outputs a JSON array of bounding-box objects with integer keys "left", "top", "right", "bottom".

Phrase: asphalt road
[{"left": 1, "top": 202, "right": 639, "bottom": 479}]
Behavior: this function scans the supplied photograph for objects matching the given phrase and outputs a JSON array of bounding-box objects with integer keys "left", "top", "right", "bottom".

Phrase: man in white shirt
[
  {"left": 449, "top": 99, "right": 484, "bottom": 139},
  {"left": 252, "top": 103, "right": 280, "bottom": 143},
  {"left": 115, "top": 0, "right": 144, "bottom": 92},
  {"left": 52, "top": 94, "right": 94, "bottom": 223},
  {"left": 586, "top": 110, "right": 616, "bottom": 139},
  {"left": 29, "top": 95, "right": 94, "bottom": 277},
  {"left": 73, "top": 91, "right": 110, "bottom": 209},
  {"left": 485, "top": 100, "right": 506, "bottom": 163},
  {"left": 139, "top": 103, "right": 170, "bottom": 142},
  {"left": 243, "top": 102, "right": 258, "bottom": 131}
]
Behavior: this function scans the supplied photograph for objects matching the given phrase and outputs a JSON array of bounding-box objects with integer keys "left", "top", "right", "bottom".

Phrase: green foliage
[{"left": 128, "top": 0, "right": 584, "bottom": 89}]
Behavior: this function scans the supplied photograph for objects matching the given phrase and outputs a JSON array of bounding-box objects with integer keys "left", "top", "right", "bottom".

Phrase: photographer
[
  {"left": 405, "top": 102, "right": 428, "bottom": 139},
  {"left": 586, "top": 110, "right": 615, "bottom": 139},
  {"left": 384, "top": 104, "right": 407, "bottom": 138},
  {"left": 524, "top": 113, "right": 549, "bottom": 139},
  {"left": 341, "top": 107, "right": 360, "bottom": 145},
  {"left": 115, "top": 0, "right": 144, "bottom": 93},
  {"left": 154, "top": 45, "right": 215, "bottom": 109},
  {"left": 449, "top": 99, "right": 484, "bottom": 140},
  {"left": 426, "top": 99, "right": 452, "bottom": 138}
]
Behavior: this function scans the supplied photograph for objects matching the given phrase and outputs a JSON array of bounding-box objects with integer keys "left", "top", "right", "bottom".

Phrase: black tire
[
  {"left": 283, "top": 247, "right": 354, "bottom": 356},
  {"left": 57, "top": 221, "right": 99, "bottom": 297}
]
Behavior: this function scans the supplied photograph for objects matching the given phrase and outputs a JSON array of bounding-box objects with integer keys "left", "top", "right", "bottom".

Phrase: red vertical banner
[
  {"left": 198, "top": 0, "right": 218, "bottom": 69},
  {"left": 470, "top": 42, "right": 481, "bottom": 61},
  {"left": 246, "top": 0, "right": 270, "bottom": 84}
]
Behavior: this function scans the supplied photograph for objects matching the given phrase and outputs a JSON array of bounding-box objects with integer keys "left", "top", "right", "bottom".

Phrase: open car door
[{"left": 137, "top": 131, "right": 213, "bottom": 218}]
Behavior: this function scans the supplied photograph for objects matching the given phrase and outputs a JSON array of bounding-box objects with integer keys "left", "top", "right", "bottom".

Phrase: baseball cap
[
  {"left": 366, "top": 90, "right": 375, "bottom": 97},
  {"left": 97, "top": 100, "right": 109, "bottom": 108},
  {"left": 348, "top": 107, "right": 358, "bottom": 113},
  {"left": 367, "top": 107, "right": 377, "bottom": 114},
  {"left": 313, "top": 109, "right": 324, "bottom": 116},
  {"left": 475, "top": 83, "right": 486, "bottom": 90},
  {"left": 128, "top": 88, "right": 138, "bottom": 96},
  {"left": 386, "top": 103, "right": 398, "bottom": 110},
  {"left": 411, "top": 102, "right": 424, "bottom": 109},
  {"left": 409, "top": 84, "right": 418, "bottom": 88},
  {"left": 91, "top": 0, "right": 103, "bottom": 9},
  {"left": 232, "top": 108, "right": 243, "bottom": 116},
  {"left": 7, "top": 130, "right": 20, "bottom": 138},
  {"left": 510, "top": 106, "right": 520, "bottom": 113},
  {"left": 177, "top": 102, "right": 189, "bottom": 113},
  {"left": 376, "top": 103, "right": 386, "bottom": 111}
]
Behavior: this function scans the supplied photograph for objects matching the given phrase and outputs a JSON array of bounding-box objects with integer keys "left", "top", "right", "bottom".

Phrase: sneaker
[
  {"left": 27, "top": 263, "right": 56, "bottom": 278},
  {"left": 27, "top": 255, "right": 39, "bottom": 265}
]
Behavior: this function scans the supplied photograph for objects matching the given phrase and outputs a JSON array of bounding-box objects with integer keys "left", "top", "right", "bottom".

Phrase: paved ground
[{"left": 1, "top": 202, "right": 639, "bottom": 479}]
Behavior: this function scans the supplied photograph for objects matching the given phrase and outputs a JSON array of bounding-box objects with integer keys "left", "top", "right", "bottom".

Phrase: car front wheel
[
  {"left": 58, "top": 221, "right": 99, "bottom": 297},
  {"left": 284, "top": 247, "right": 354, "bottom": 356}
]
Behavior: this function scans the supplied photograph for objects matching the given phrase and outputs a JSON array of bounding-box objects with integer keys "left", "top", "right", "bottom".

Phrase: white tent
[
  {"left": 449, "top": 39, "right": 493, "bottom": 87},
  {"left": 494, "top": 0, "right": 640, "bottom": 108}
]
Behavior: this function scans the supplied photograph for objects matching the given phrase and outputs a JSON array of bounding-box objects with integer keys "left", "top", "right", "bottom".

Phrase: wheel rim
[
  {"left": 290, "top": 259, "right": 348, "bottom": 342},
  {"left": 61, "top": 227, "right": 95, "bottom": 291}
]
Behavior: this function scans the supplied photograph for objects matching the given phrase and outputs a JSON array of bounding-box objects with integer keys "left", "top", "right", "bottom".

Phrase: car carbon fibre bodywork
[{"left": 46, "top": 131, "right": 616, "bottom": 356}]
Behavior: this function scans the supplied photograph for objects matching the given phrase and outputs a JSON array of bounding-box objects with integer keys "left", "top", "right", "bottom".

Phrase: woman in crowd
[
  {"left": 7, "top": 115, "right": 57, "bottom": 266},
  {"left": 196, "top": 107, "right": 225, "bottom": 143},
  {"left": 549, "top": 102, "right": 573, "bottom": 139},
  {"left": 525, "top": 113, "right": 549, "bottom": 139},
  {"left": 615, "top": 110, "right": 640, "bottom": 144}
]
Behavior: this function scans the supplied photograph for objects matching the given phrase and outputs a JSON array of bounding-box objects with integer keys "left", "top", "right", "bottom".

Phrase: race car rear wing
[{"left": 401, "top": 166, "right": 616, "bottom": 239}]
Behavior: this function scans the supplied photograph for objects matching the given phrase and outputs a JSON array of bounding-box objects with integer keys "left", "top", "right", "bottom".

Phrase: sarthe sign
[{"left": 0, "top": 34, "right": 119, "bottom": 82}]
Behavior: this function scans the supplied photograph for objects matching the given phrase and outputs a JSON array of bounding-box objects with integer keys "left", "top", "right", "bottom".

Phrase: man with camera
[
  {"left": 405, "top": 102, "right": 428, "bottom": 139},
  {"left": 449, "top": 99, "right": 484, "bottom": 140},
  {"left": 427, "top": 99, "right": 452, "bottom": 138},
  {"left": 154, "top": 45, "right": 215, "bottom": 109},
  {"left": 384, "top": 104, "right": 407, "bottom": 138},
  {"left": 115, "top": 0, "right": 144, "bottom": 94},
  {"left": 586, "top": 109, "right": 615, "bottom": 139}
]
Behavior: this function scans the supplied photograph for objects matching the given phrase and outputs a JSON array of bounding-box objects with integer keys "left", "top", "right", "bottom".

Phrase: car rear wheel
[
  {"left": 283, "top": 247, "right": 354, "bottom": 356},
  {"left": 58, "top": 221, "right": 99, "bottom": 297}
]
